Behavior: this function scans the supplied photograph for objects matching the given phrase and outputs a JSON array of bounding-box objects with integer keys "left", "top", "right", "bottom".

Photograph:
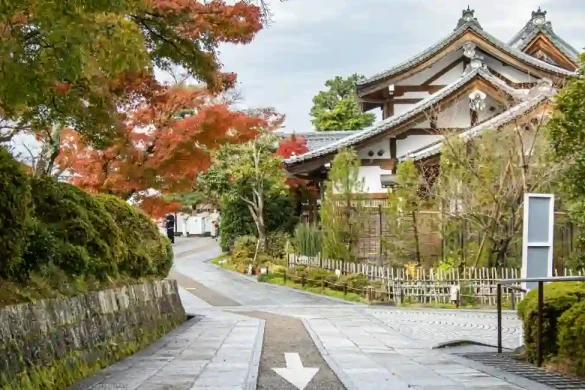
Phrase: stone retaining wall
[{"left": 0, "top": 279, "right": 186, "bottom": 389}]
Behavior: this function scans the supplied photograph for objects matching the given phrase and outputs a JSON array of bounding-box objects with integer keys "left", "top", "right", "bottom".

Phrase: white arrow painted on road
[{"left": 272, "top": 353, "right": 319, "bottom": 390}]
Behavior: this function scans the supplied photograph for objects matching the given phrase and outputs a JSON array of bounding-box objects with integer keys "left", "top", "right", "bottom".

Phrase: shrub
[
  {"left": 28, "top": 178, "right": 125, "bottom": 279},
  {"left": 233, "top": 235, "right": 257, "bottom": 262},
  {"left": 96, "top": 195, "right": 172, "bottom": 278},
  {"left": 518, "top": 282, "right": 585, "bottom": 362},
  {"left": 0, "top": 147, "right": 31, "bottom": 278},
  {"left": 293, "top": 223, "right": 322, "bottom": 257},
  {"left": 558, "top": 299, "right": 585, "bottom": 376},
  {"left": 266, "top": 231, "right": 290, "bottom": 259},
  {"left": 338, "top": 274, "right": 370, "bottom": 291},
  {"left": 219, "top": 193, "right": 298, "bottom": 252}
]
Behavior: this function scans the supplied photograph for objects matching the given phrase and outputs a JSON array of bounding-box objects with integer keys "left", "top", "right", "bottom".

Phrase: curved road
[{"left": 73, "top": 237, "right": 545, "bottom": 390}]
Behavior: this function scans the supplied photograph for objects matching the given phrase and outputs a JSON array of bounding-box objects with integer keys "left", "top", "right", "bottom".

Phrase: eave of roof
[
  {"left": 356, "top": 22, "right": 575, "bottom": 93},
  {"left": 285, "top": 67, "right": 521, "bottom": 166},
  {"left": 398, "top": 93, "right": 552, "bottom": 162},
  {"left": 516, "top": 27, "right": 579, "bottom": 63}
]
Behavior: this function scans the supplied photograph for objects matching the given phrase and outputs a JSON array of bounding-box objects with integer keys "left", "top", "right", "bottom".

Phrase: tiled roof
[
  {"left": 508, "top": 9, "right": 579, "bottom": 62},
  {"left": 398, "top": 93, "right": 552, "bottom": 162},
  {"left": 276, "top": 131, "right": 359, "bottom": 151},
  {"left": 284, "top": 67, "right": 527, "bottom": 166},
  {"left": 356, "top": 21, "right": 575, "bottom": 92}
]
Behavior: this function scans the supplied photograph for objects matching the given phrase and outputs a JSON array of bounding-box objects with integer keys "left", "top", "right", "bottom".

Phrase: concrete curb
[
  {"left": 245, "top": 319, "right": 266, "bottom": 390},
  {"left": 206, "top": 259, "right": 365, "bottom": 306},
  {"left": 302, "top": 318, "right": 358, "bottom": 390}
]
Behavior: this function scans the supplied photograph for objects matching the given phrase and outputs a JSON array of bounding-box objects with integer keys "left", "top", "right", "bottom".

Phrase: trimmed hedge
[
  {"left": 518, "top": 282, "right": 585, "bottom": 363},
  {"left": 558, "top": 299, "right": 585, "bottom": 376},
  {"left": 28, "top": 177, "right": 125, "bottom": 279},
  {"left": 96, "top": 195, "right": 172, "bottom": 278},
  {"left": 0, "top": 147, "right": 31, "bottom": 278}
]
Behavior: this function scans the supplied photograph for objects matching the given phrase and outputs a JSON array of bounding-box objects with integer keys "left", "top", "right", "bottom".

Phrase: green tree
[
  {"left": 385, "top": 159, "right": 424, "bottom": 266},
  {"left": 310, "top": 74, "right": 375, "bottom": 131},
  {"left": 548, "top": 54, "right": 585, "bottom": 267},
  {"left": 431, "top": 119, "right": 560, "bottom": 268},
  {"left": 320, "top": 148, "right": 364, "bottom": 262},
  {"left": 200, "top": 133, "right": 288, "bottom": 251}
]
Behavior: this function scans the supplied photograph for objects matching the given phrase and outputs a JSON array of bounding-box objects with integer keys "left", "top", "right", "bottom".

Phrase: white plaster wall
[
  {"left": 401, "top": 91, "right": 431, "bottom": 98},
  {"left": 483, "top": 54, "right": 538, "bottom": 83},
  {"left": 397, "top": 134, "right": 444, "bottom": 157},
  {"left": 477, "top": 95, "right": 504, "bottom": 123},
  {"left": 395, "top": 51, "right": 461, "bottom": 86},
  {"left": 412, "top": 119, "right": 432, "bottom": 129},
  {"left": 359, "top": 166, "right": 393, "bottom": 194},
  {"left": 394, "top": 104, "right": 418, "bottom": 116},
  {"left": 431, "top": 62, "right": 464, "bottom": 85},
  {"left": 357, "top": 138, "right": 390, "bottom": 160},
  {"left": 437, "top": 98, "right": 470, "bottom": 128}
]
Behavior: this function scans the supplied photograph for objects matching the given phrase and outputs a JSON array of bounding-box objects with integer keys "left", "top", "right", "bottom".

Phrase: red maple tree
[
  {"left": 58, "top": 82, "right": 267, "bottom": 217},
  {"left": 276, "top": 133, "right": 319, "bottom": 219}
]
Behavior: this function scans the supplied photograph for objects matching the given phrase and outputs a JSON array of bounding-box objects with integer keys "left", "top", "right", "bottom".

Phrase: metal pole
[
  {"left": 511, "top": 289, "right": 515, "bottom": 310},
  {"left": 537, "top": 281, "right": 544, "bottom": 367},
  {"left": 497, "top": 283, "right": 502, "bottom": 354}
]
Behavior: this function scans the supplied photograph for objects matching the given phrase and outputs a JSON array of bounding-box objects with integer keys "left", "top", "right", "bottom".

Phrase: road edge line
[
  {"left": 301, "top": 318, "right": 358, "bottom": 390},
  {"left": 245, "top": 318, "right": 266, "bottom": 390},
  {"left": 206, "top": 260, "right": 366, "bottom": 307}
]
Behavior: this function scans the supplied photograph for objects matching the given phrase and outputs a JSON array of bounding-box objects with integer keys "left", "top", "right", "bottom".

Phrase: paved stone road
[{"left": 73, "top": 237, "right": 550, "bottom": 390}]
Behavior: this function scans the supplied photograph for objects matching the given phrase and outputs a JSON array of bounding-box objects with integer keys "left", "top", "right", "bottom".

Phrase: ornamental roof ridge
[
  {"left": 399, "top": 93, "right": 552, "bottom": 162},
  {"left": 508, "top": 7, "right": 579, "bottom": 60},
  {"left": 356, "top": 16, "right": 575, "bottom": 91},
  {"left": 456, "top": 6, "right": 482, "bottom": 30},
  {"left": 286, "top": 67, "right": 522, "bottom": 165}
]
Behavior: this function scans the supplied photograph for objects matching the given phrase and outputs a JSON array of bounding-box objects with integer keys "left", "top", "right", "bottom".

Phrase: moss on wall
[{"left": 0, "top": 280, "right": 185, "bottom": 390}]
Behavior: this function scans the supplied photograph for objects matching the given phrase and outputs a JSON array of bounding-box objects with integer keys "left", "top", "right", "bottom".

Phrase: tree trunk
[
  {"left": 411, "top": 210, "right": 421, "bottom": 266},
  {"left": 496, "top": 238, "right": 512, "bottom": 268}
]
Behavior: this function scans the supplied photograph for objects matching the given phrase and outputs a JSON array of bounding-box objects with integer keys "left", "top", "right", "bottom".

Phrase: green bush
[
  {"left": 0, "top": 147, "right": 31, "bottom": 278},
  {"left": 219, "top": 193, "right": 298, "bottom": 252},
  {"left": 518, "top": 282, "right": 585, "bottom": 362},
  {"left": 266, "top": 231, "right": 290, "bottom": 259},
  {"left": 293, "top": 223, "right": 322, "bottom": 257},
  {"left": 233, "top": 235, "right": 257, "bottom": 262},
  {"left": 28, "top": 177, "right": 125, "bottom": 279},
  {"left": 96, "top": 195, "right": 172, "bottom": 278},
  {"left": 338, "top": 273, "right": 370, "bottom": 290},
  {"left": 558, "top": 299, "right": 585, "bottom": 376}
]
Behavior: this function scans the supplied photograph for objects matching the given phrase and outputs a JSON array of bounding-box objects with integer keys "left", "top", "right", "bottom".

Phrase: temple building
[{"left": 283, "top": 7, "right": 579, "bottom": 203}]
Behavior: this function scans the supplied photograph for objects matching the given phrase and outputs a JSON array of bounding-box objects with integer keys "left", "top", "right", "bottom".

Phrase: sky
[{"left": 214, "top": 0, "right": 585, "bottom": 133}]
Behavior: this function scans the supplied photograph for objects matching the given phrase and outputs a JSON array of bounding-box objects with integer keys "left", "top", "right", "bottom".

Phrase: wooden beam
[
  {"left": 361, "top": 159, "right": 396, "bottom": 170},
  {"left": 390, "top": 98, "right": 423, "bottom": 104},
  {"left": 422, "top": 58, "right": 464, "bottom": 86},
  {"left": 357, "top": 97, "right": 387, "bottom": 104},
  {"left": 487, "top": 67, "right": 537, "bottom": 90},
  {"left": 382, "top": 102, "right": 394, "bottom": 120},
  {"left": 393, "top": 85, "right": 445, "bottom": 97},
  {"left": 390, "top": 138, "right": 397, "bottom": 174}
]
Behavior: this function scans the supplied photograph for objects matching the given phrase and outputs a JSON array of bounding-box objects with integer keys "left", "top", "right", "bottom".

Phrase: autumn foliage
[
  {"left": 276, "top": 133, "right": 310, "bottom": 190},
  {"left": 58, "top": 83, "right": 267, "bottom": 217}
]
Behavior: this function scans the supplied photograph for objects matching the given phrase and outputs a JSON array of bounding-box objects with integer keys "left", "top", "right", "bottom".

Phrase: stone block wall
[{"left": 0, "top": 279, "right": 186, "bottom": 389}]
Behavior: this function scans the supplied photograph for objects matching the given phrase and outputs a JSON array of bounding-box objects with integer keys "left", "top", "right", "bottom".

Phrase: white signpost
[
  {"left": 272, "top": 353, "right": 319, "bottom": 390},
  {"left": 521, "top": 193, "right": 555, "bottom": 291}
]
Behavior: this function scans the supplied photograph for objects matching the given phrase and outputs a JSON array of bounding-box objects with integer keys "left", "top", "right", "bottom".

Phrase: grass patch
[
  {"left": 210, "top": 254, "right": 240, "bottom": 272},
  {"left": 258, "top": 272, "right": 365, "bottom": 303}
]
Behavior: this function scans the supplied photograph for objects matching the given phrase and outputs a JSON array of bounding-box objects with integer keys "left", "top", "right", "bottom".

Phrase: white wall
[
  {"left": 397, "top": 134, "right": 444, "bottom": 157},
  {"left": 358, "top": 166, "right": 393, "bottom": 194},
  {"left": 431, "top": 61, "right": 464, "bottom": 85},
  {"left": 483, "top": 54, "right": 538, "bottom": 83},
  {"left": 357, "top": 138, "right": 390, "bottom": 160},
  {"left": 394, "top": 103, "right": 418, "bottom": 116},
  {"left": 477, "top": 95, "right": 504, "bottom": 123},
  {"left": 395, "top": 51, "right": 462, "bottom": 86},
  {"left": 437, "top": 98, "right": 470, "bottom": 128}
]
